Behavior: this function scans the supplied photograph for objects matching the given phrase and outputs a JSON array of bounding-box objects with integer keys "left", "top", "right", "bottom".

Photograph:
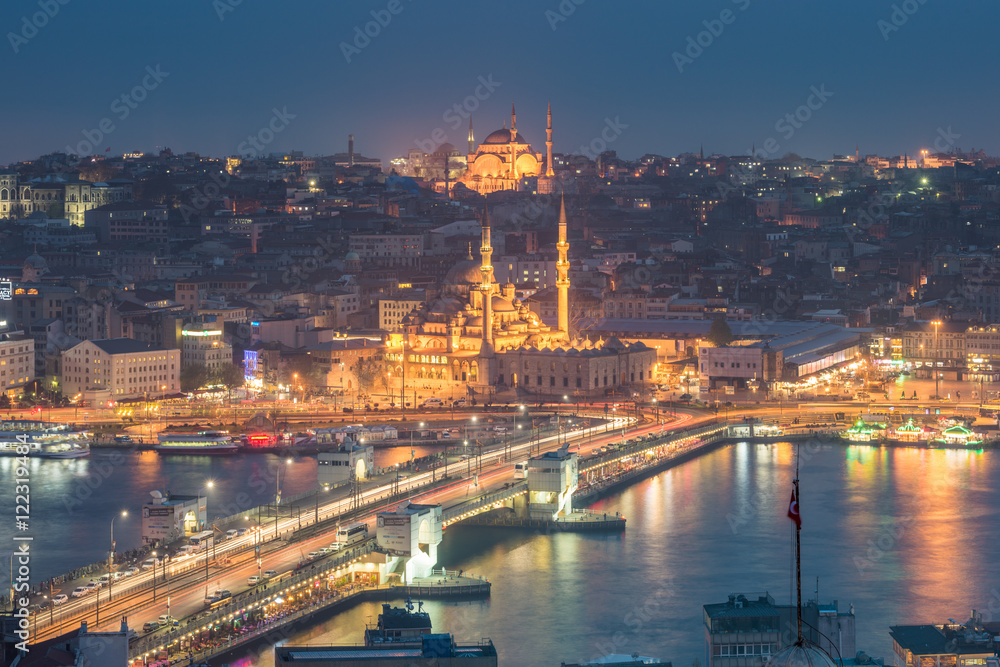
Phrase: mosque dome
[
  {"left": 432, "top": 142, "right": 459, "bottom": 156},
  {"left": 24, "top": 253, "right": 47, "bottom": 269},
  {"left": 483, "top": 129, "right": 528, "bottom": 145},
  {"left": 443, "top": 259, "right": 484, "bottom": 286},
  {"left": 491, "top": 296, "right": 515, "bottom": 312},
  {"left": 344, "top": 251, "right": 360, "bottom": 261},
  {"left": 765, "top": 642, "right": 838, "bottom": 667}
]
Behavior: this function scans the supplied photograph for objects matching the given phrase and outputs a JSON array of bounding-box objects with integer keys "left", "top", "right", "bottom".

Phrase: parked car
[
  {"left": 52, "top": 593, "right": 69, "bottom": 605},
  {"left": 84, "top": 582, "right": 101, "bottom": 592},
  {"left": 263, "top": 569, "right": 277, "bottom": 579},
  {"left": 247, "top": 575, "right": 262, "bottom": 585},
  {"left": 71, "top": 587, "right": 89, "bottom": 598},
  {"left": 307, "top": 551, "right": 321, "bottom": 559},
  {"left": 124, "top": 567, "right": 140, "bottom": 577},
  {"left": 318, "top": 546, "right": 333, "bottom": 555},
  {"left": 329, "top": 542, "right": 341, "bottom": 552},
  {"left": 158, "top": 614, "right": 175, "bottom": 626},
  {"left": 226, "top": 529, "right": 238, "bottom": 540},
  {"left": 142, "top": 621, "right": 159, "bottom": 633},
  {"left": 679, "top": 393, "right": 693, "bottom": 401}
]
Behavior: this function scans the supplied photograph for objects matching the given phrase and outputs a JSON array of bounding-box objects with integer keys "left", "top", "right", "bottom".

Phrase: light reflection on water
[{"left": 4, "top": 442, "right": 997, "bottom": 667}]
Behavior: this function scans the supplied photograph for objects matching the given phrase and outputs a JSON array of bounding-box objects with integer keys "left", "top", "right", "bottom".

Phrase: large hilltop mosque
[
  {"left": 458, "top": 102, "right": 559, "bottom": 195},
  {"left": 394, "top": 196, "right": 656, "bottom": 399}
]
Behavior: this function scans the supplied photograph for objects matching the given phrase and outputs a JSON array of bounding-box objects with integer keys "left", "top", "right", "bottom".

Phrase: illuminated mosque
[
  {"left": 395, "top": 196, "right": 656, "bottom": 398},
  {"left": 459, "top": 102, "right": 559, "bottom": 195}
]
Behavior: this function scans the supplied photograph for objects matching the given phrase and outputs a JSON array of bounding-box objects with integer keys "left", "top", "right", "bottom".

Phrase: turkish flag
[{"left": 787, "top": 489, "right": 801, "bottom": 528}]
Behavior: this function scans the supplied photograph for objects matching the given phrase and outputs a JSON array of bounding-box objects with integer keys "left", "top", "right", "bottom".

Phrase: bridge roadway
[{"left": 30, "top": 414, "right": 646, "bottom": 643}]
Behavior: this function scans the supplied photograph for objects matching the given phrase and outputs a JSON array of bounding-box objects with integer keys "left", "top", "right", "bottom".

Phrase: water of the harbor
[{"left": 4, "top": 442, "right": 998, "bottom": 667}]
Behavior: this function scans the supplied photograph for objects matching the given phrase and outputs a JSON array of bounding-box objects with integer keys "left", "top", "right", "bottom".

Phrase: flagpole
[{"left": 795, "top": 446, "right": 802, "bottom": 644}]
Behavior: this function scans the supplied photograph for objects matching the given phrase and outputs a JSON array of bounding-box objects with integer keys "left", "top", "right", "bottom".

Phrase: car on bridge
[
  {"left": 142, "top": 621, "right": 159, "bottom": 633},
  {"left": 263, "top": 569, "right": 277, "bottom": 579},
  {"left": 248, "top": 575, "right": 262, "bottom": 585},
  {"left": 71, "top": 587, "right": 89, "bottom": 598},
  {"left": 124, "top": 567, "right": 140, "bottom": 577},
  {"left": 52, "top": 594, "right": 68, "bottom": 605},
  {"left": 307, "top": 551, "right": 321, "bottom": 559}
]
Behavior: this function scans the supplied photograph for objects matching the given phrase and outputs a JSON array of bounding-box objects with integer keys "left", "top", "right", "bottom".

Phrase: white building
[
  {"left": 526, "top": 447, "right": 578, "bottom": 520},
  {"left": 348, "top": 234, "right": 424, "bottom": 268},
  {"left": 317, "top": 441, "right": 375, "bottom": 487},
  {"left": 493, "top": 255, "right": 557, "bottom": 289},
  {"left": 378, "top": 292, "right": 425, "bottom": 332},
  {"left": 376, "top": 502, "right": 443, "bottom": 583},
  {"left": 61, "top": 338, "right": 181, "bottom": 400},
  {"left": 181, "top": 321, "right": 232, "bottom": 372},
  {"left": 0, "top": 329, "right": 35, "bottom": 395},
  {"left": 140, "top": 489, "right": 207, "bottom": 544}
]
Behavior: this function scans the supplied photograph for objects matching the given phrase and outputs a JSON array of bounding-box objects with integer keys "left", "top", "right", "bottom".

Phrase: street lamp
[
  {"left": 108, "top": 510, "right": 127, "bottom": 601},
  {"left": 315, "top": 483, "right": 328, "bottom": 523},
  {"left": 151, "top": 550, "right": 158, "bottom": 601},
  {"left": 203, "top": 481, "right": 215, "bottom": 585}
]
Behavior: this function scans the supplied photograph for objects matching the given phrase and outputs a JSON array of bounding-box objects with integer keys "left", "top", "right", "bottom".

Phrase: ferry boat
[
  {"left": 0, "top": 420, "right": 90, "bottom": 458},
  {"left": 364, "top": 598, "right": 431, "bottom": 646},
  {"left": 155, "top": 430, "right": 240, "bottom": 454}
]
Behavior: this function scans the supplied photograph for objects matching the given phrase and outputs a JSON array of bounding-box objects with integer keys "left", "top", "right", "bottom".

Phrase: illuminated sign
[
  {"left": 182, "top": 330, "right": 222, "bottom": 337},
  {"left": 0, "top": 282, "right": 11, "bottom": 301}
]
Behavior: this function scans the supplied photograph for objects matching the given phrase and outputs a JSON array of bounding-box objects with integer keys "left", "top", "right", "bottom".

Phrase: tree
[
  {"left": 354, "top": 356, "right": 386, "bottom": 399},
  {"left": 707, "top": 317, "right": 733, "bottom": 347},
  {"left": 214, "top": 363, "right": 246, "bottom": 403},
  {"left": 0, "top": 394, "right": 10, "bottom": 410},
  {"left": 180, "top": 364, "right": 210, "bottom": 392}
]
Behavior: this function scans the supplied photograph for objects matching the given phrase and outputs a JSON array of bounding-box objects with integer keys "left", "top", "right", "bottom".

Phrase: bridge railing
[
  {"left": 128, "top": 539, "right": 378, "bottom": 659},
  {"left": 442, "top": 482, "right": 528, "bottom": 522}
]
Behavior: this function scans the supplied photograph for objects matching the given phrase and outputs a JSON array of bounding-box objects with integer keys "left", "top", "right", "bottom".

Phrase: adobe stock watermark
[
  {"left": 726, "top": 437, "right": 833, "bottom": 534},
  {"left": 64, "top": 65, "right": 170, "bottom": 159},
  {"left": 340, "top": 0, "right": 412, "bottom": 64},
  {"left": 237, "top": 107, "right": 296, "bottom": 157},
  {"left": 544, "top": 0, "right": 586, "bottom": 31},
  {"left": 213, "top": 0, "right": 242, "bottom": 21},
  {"left": 579, "top": 117, "right": 628, "bottom": 160},
  {"left": 877, "top": 0, "right": 930, "bottom": 41},
  {"left": 7, "top": 0, "right": 71, "bottom": 54},
  {"left": 854, "top": 514, "right": 916, "bottom": 574},
  {"left": 588, "top": 579, "right": 676, "bottom": 663},
  {"left": 673, "top": 0, "right": 751, "bottom": 74},
  {"left": 415, "top": 75, "right": 502, "bottom": 154}
]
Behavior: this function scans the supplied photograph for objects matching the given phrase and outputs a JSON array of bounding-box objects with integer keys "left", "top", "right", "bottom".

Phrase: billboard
[
  {"left": 142, "top": 504, "right": 175, "bottom": 543},
  {"left": 376, "top": 514, "right": 412, "bottom": 556}
]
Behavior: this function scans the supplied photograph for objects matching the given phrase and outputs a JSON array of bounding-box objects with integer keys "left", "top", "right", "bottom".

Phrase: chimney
[
  {"left": 348, "top": 135, "right": 354, "bottom": 167},
  {"left": 80, "top": 621, "right": 88, "bottom": 634}
]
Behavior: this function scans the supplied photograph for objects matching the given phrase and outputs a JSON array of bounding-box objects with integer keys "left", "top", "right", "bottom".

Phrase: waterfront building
[
  {"left": 890, "top": 614, "right": 1000, "bottom": 667},
  {"left": 60, "top": 338, "right": 180, "bottom": 401},
  {"left": 317, "top": 441, "right": 375, "bottom": 486},
  {"left": 699, "top": 323, "right": 863, "bottom": 390},
  {"left": 140, "top": 489, "right": 207, "bottom": 544},
  {"left": 704, "top": 592, "right": 856, "bottom": 667},
  {"left": 274, "top": 634, "right": 497, "bottom": 665},
  {"left": 527, "top": 447, "right": 579, "bottom": 520},
  {"left": 375, "top": 502, "right": 443, "bottom": 582}
]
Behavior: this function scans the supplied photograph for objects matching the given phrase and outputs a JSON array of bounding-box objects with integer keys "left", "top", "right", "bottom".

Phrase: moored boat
[
  {"left": 0, "top": 420, "right": 90, "bottom": 458},
  {"left": 155, "top": 430, "right": 240, "bottom": 454}
]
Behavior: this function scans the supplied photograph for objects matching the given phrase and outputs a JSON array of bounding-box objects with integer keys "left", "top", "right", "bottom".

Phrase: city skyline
[{"left": 2, "top": 1, "right": 999, "bottom": 165}]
